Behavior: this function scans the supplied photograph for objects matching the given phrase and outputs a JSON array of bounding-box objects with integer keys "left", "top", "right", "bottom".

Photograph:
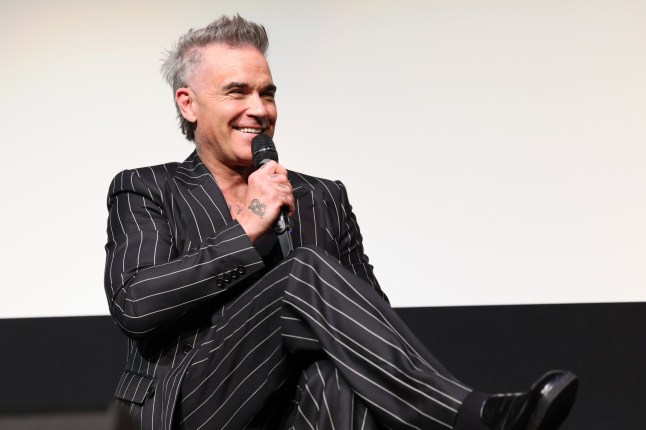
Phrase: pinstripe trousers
[{"left": 173, "top": 247, "right": 472, "bottom": 430}]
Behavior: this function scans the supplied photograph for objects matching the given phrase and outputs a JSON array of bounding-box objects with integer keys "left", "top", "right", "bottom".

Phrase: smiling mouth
[{"left": 235, "top": 127, "right": 264, "bottom": 134}]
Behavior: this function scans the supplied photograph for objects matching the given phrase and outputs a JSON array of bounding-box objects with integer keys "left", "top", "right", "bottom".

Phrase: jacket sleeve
[
  {"left": 104, "top": 168, "right": 265, "bottom": 339},
  {"left": 334, "top": 180, "right": 389, "bottom": 302}
]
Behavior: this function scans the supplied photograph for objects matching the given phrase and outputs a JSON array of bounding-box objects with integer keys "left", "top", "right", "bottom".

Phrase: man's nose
[{"left": 246, "top": 93, "right": 269, "bottom": 119}]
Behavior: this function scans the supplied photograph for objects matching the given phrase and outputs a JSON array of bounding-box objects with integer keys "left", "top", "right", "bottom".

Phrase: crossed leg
[{"left": 175, "top": 246, "right": 472, "bottom": 430}]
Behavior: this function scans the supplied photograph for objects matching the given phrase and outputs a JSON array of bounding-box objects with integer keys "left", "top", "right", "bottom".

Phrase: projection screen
[{"left": 1, "top": 0, "right": 644, "bottom": 318}]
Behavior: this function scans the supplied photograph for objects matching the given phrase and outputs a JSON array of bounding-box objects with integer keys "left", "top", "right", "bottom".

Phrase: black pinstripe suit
[{"left": 105, "top": 151, "right": 472, "bottom": 429}]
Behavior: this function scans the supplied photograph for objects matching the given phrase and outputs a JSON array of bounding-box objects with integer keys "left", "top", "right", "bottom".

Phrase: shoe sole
[{"left": 527, "top": 371, "right": 579, "bottom": 430}]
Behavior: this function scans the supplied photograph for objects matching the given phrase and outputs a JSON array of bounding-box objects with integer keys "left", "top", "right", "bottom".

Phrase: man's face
[{"left": 179, "top": 44, "right": 277, "bottom": 167}]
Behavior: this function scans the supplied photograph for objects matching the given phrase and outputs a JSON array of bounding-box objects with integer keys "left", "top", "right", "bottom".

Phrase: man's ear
[{"left": 176, "top": 87, "right": 197, "bottom": 122}]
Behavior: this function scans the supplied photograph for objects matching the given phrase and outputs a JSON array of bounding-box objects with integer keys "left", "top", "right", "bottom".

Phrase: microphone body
[{"left": 251, "top": 135, "right": 293, "bottom": 257}]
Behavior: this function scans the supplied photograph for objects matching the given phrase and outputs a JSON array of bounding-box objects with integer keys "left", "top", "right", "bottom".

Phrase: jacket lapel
[
  {"left": 288, "top": 171, "right": 328, "bottom": 252},
  {"left": 171, "top": 151, "right": 232, "bottom": 246}
]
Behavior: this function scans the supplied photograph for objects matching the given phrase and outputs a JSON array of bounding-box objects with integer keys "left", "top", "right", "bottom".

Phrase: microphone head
[{"left": 251, "top": 134, "right": 278, "bottom": 168}]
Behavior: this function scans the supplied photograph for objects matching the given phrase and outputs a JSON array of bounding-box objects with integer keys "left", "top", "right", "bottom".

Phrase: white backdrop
[{"left": 1, "top": 0, "right": 644, "bottom": 318}]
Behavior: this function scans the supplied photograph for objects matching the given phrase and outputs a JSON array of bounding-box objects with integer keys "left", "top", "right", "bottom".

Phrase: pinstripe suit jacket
[{"left": 104, "top": 151, "right": 386, "bottom": 427}]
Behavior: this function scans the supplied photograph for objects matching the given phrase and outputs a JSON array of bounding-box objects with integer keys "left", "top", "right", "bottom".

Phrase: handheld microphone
[{"left": 251, "top": 134, "right": 293, "bottom": 257}]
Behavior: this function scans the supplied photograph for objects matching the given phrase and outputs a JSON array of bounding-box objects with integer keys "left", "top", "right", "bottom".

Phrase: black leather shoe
[{"left": 481, "top": 370, "right": 578, "bottom": 430}]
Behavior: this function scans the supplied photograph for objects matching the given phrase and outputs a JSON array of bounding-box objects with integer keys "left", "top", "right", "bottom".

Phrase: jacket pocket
[{"left": 114, "top": 370, "right": 154, "bottom": 405}]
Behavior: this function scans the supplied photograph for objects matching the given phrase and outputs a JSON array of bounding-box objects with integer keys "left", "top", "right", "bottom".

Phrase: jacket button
[
  {"left": 216, "top": 276, "right": 224, "bottom": 288},
  {"left": 237, "top": 265, "right": 245, "bottom": 275},
  {"left": 223, "top": 273, "right": 231, "bottom": 283},
  {"left": 146, "top": 386, "right": 155, "bottom": 399},
  {"left": 230, "top": 269, "right": 238, "bottom": 280}
]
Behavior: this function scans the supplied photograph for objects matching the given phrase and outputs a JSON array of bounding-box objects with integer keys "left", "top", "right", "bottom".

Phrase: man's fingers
[
  {"left": 246, "top": 161, "right": 294, "bottom": 223},
  {"left": 257, "top": 160, "right": 287, "bottom": 176}
]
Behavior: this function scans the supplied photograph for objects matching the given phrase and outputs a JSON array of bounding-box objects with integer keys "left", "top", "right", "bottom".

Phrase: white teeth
[{"left": 237, "top": 127, "right": 263, "bottom": 134}]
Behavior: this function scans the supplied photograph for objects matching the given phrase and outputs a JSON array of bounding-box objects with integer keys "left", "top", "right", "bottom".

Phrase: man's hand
[{"left": 237, "top": 160, "right": 294, "bottom": 243}]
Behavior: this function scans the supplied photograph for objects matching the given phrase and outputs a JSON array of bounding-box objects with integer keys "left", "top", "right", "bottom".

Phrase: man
[{"left": 104, "top": 15, "right": 577, "bottom": 430}]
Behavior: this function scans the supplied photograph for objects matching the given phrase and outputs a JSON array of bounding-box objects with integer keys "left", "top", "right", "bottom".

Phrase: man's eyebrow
[
  {"left": 222, "top": 82, "right": 249, "bottom": 91},
  {"left": 263, "top": 84, "right": 277, "bottom": 94},
  {"left": 221, "top": 82, "right": 277, "bottom": 93}
]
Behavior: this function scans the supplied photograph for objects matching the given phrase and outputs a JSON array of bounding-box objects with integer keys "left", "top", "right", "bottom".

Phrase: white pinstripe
[
  {"left": 284, "top": 295, "right": 461, "bottom": 413},
  {"left": 183, "top": 307, "right": 283, "bottom": 401}
]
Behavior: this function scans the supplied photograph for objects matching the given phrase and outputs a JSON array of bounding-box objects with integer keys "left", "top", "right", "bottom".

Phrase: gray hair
[{"left": 161, "top": 14, "right": 269, "bottom": 141}]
